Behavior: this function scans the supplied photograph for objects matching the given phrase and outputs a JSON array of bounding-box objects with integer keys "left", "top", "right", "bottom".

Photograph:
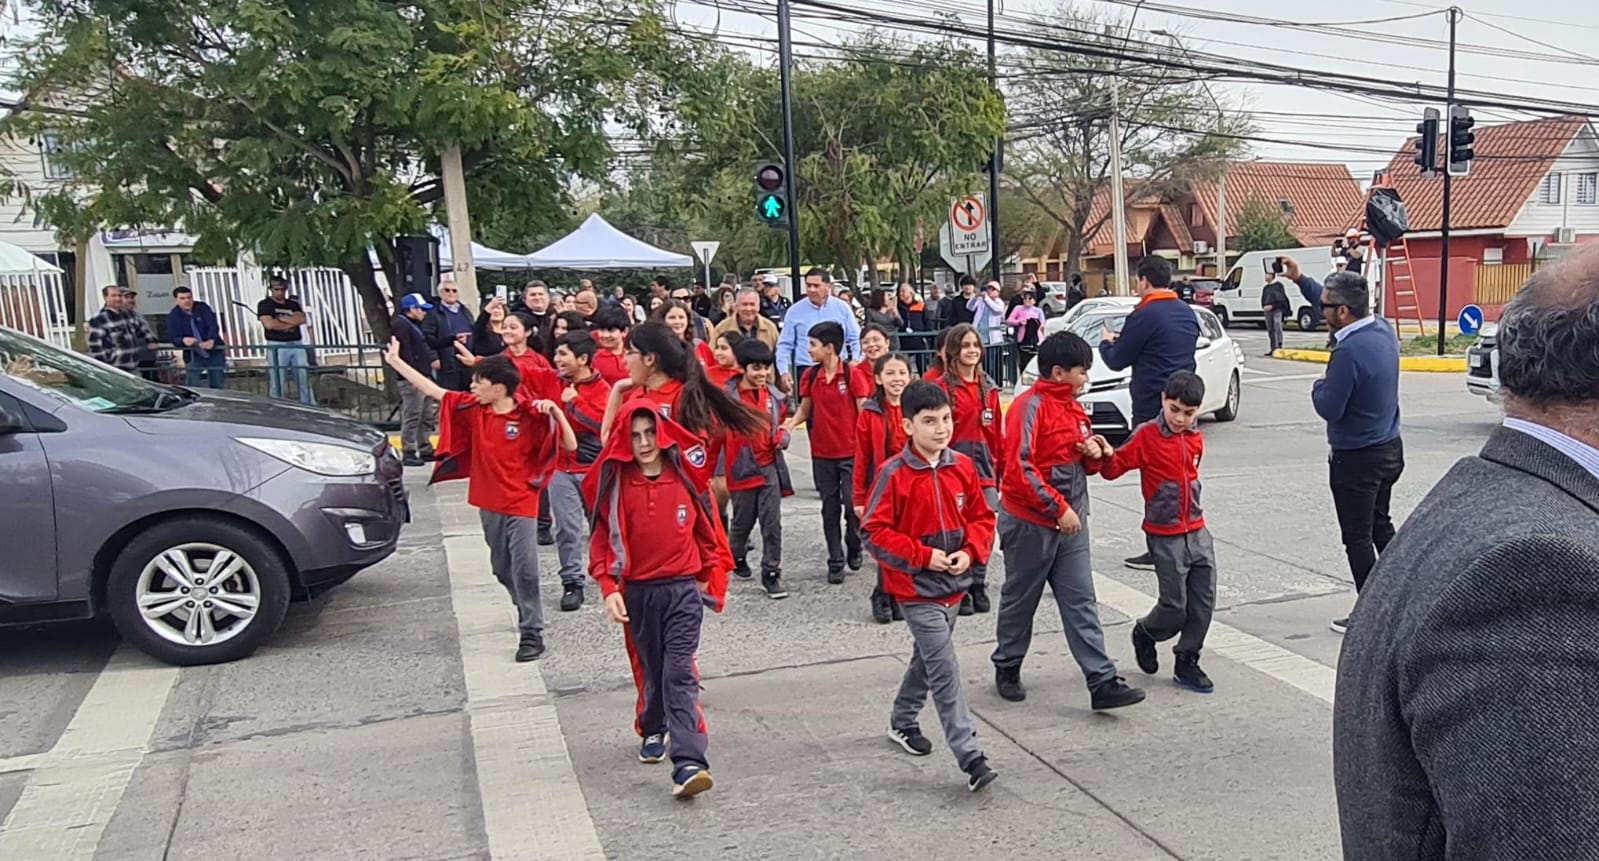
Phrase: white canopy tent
[
  {"left": 525, "top": 214, "right": 693, "bottom": 269},
  {"left": 430, "top": 225, "right": 536, "bottom": 271}
]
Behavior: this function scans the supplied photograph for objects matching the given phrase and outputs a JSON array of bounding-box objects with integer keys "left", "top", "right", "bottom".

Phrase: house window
[
  {"left": 1578, "top": 173, "right": 1598, "bottom": 205},
  {"left": 1482, "top": 247, "right": 1504, "bottom": 265},
  {"left": 1277, "top": 198, "right": 1294, "bottom": 215},
  {"left": 1539, "top": 173, "right": 1563, "bottom": 205},
  {"left": 1189, "top": 203, "right": 1203, "bottom": 227},
  {"left": 39, "top": 132, "right": 73, "bottom": 180}
]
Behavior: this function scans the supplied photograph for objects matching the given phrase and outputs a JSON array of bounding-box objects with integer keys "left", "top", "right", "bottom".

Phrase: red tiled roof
[
  {"left": 1159, "top": 204, "right": 1195, "bottom": 250},
  {"left": 1372, "top": 115, "right": 1588, "bottom": 232},
  {"left": 1190, "top": 161, "right": 1366, "bottom": 245}
]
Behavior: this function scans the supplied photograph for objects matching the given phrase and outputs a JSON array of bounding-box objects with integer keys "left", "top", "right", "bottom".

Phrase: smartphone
[
  {"left": 494, "top": 284, "right": 508, "bottom": 302},
  {"left": 1271, "top": 257, "right": 1286, "bottom": 275}
]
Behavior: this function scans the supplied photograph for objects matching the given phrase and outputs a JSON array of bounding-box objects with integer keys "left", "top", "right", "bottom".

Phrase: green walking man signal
[{"left": 755, "top": 162, "right": 789, "bottom": 227}]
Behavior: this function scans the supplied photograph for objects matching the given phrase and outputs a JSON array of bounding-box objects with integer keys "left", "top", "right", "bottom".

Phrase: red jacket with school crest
[
  {"left": 585, "top": 403, "right": 732, "bottom": 611},
  {"left": 852, "top": 397, "right": 907, "bottom": 509},
  {"left": 999, "top": 379, "right": 1103, "bottom": 528},
  {"left": 1099, "top": 414, "right": 1206, "bottom": 536},
  {"left": 429, "top": 392, "right": 558, "bottom": 500},
  {"left": 713, "top": 377, "right": 795, "bottom": 495},
  {"left": 931, "top": 370, "right": 1005, "bottom": 488},
  {"left": 860, "top": 446, "right": 995, "bottom": 606},
  {"left": 557, "top": 371, "right": 611, "bottom": 475},
  {"left": 626, "top": 380, "right": 717, "bottom": 489}
]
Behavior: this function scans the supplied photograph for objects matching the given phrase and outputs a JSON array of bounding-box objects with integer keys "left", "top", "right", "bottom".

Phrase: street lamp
[{"left": 1152, "top": 29, "right": 1227, "bottom": 278}]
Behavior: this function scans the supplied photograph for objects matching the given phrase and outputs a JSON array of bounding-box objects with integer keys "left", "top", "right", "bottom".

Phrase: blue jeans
[
  {"left": 267, "top": 344, "right": 314, "bottom": 405},
  {"left": 185, "top": 353, "right": 227, "bottom": 389}
]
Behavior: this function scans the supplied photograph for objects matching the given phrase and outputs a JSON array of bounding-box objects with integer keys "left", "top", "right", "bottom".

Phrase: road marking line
[
  {"left": 0, "top": 753, "right": 42, "bottom": 775},
  {"left": 443, "top": 533, "right": 606, "bottom": 861},
  {"left": 1092, "top": 573, "right": 1336, "bottom": 704},
  {"left": 1244, "top": 371, "right": 1327, "bottom": 383},
  {"left": 0, "top": 649, "right": 179, "bottom": 859}
]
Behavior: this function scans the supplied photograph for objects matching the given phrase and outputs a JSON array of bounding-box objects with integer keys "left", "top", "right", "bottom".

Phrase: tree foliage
[
  {"left": 1234, "top": 193, "right": 1301, "bottom": 254},
  {"left": 2, "top": 0, "right": 683, "bottom": 339},
  {"left": 1002, "top": 7, "right": 1252, "bottom": 275}
]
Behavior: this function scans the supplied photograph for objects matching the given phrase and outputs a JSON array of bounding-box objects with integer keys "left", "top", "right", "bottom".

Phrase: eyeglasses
[
  {"left": 440, "top": 288, "right": 457, "bottom": 295},
  {"left": 1321, "top": 302, "right": 1345, "bottom": 311}
]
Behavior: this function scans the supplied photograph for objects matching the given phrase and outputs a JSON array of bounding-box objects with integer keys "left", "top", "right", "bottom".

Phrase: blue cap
[{"left": 399, "top": 292, "right": 433, "bottom": 311}]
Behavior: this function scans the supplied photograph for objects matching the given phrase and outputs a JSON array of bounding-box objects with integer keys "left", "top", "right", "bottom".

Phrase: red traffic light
[{"left": 756, "top": 165, "right": 784, "bottom": 191}]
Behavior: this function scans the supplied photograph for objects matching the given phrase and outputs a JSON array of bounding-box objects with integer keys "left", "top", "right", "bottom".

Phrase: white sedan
[{"left": 1013, "top": 298, "right": 1245, "bottom": 438}]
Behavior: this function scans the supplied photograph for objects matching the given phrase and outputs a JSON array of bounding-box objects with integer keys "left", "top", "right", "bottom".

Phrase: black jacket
[
  {"left": 1261, "top": 280, "right": 1291, "bottom": 314},
  {"left": 390, "top": 313, "right": 436, "bottom": 375}
]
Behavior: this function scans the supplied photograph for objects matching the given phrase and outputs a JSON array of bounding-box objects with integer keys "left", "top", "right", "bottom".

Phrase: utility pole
[
  {"left": 1109, "top": 82, "right": 1131, "bottom": 295},
  {"left": 987, "top": 0, "right": 1003, "bottom": 285},
  {"left": 1154, "top": 30, "right": 1226, "bottom": 277},
  {"left": 440, "top": 144, "right": 478, "bottom": 300},
  {"left": 777, "top": 0, "right": 803, "bottom": 301},
  {"left": 1438, "top": 6, "right": 1458, "bottom": 356}
]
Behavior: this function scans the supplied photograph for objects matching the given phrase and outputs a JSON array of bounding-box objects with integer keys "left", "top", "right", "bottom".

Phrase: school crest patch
[
  {"left": 1080, "top": 421, "right": 1090, "bottom": 438},
  {"left": 837, "top": 380, "right": 848, "bottom": 394},
  {"left": 685, "top": 444, "right": 708, "bottom": 469},
  {"left": 658, "top": 404, "right": 672, "bottom": 419},
  {"left": 675, "top": 504, "right": 688, "bottom": 526},
  {"left": 981, "top": 408, "right": 995, "bottom": 427},
  {"left": 504, "top": 421, "right": 520, "bottom": 440},
  {"left": 956, "top": 492, "right": 967, "bottom": 508}
]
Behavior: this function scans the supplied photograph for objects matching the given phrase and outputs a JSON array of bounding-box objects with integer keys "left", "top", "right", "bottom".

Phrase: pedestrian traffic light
[
  {"left": 754, "top": 162, "right": 789, "bottom": 227},
  {"left": 1447, "top": 105, "right": 1476, "bottom": 178},
  {"left": 1414, "top": 108, "right": 1439, "bottom": 178}
]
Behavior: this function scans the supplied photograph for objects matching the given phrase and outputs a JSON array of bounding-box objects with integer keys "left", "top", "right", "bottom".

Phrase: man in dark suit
[{"left": 1334, "top": 243, "right": 1599, "bottom": 860}]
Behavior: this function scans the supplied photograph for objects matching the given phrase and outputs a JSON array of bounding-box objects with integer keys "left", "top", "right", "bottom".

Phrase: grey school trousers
[
  {"left": 1141, "top": 529, "right": 1217, "bottom": 657},
  {"left": 730, "top": 465, "right": 783, "bottom": 575},
  {"left": 546, "top": 470, "right": 589, "bottom": 588},
  {"left": 990, "top": 512, "right": 1116, "bottom": 689},
  {"left": 893, "top": 601, "right": 982, "bottom": 771},
  {"left": 478, "top": 510, "right": 544, "bottom": 642}
]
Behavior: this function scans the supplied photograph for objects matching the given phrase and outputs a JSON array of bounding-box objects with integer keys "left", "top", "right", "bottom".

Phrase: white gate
[
  {"left": 187, "top": 266, "right": 373, "bottom": 362},
  {"left": 0, "top": 270, "right": 72, "bottom": 348}
]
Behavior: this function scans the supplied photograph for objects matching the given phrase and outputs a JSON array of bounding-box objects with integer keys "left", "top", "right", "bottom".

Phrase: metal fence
[
  {"left": 188, "top": 267, "right": 372, "bottom": 362},
  {"left": 152, "top": 343, "right": 398, "bottom": 429},
  {"left": 0, "top": 270, "right": 72, "bottom": 349},
  {"left": 885, "top": 329, "right": 1021, "bottom": 389}
]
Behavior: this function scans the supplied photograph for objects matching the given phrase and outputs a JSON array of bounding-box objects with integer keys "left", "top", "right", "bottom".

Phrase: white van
[{"left": 1212, "top": 246, "right": 1334, "bottom": 332}]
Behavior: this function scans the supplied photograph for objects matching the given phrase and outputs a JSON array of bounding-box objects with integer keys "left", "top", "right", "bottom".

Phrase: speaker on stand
[{"left": 393, "top": 235, "right": 440, "bottom": 302}]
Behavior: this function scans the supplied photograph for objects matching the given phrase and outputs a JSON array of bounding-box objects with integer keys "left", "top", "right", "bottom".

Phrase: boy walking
[
  {"left": 588, "top": 403, "right": 734, "bottom": 799},
  {"left": 1099, "top": 371, "right": 1217, "bottom": 693},
  {"left": 550, "top": 331, "right": 613, "bottom": 611},
  {"left": 720, "top": 339, "right": 794, "bottom": 599},
  {"left": 782, "top": 321, "right": 870, "bottom": 584},
  {"left": 383, "top": 341, "right": 577, "bottom": 661},
  {"left": 861, "top": 381, "right": 998, "bottom": 792},
  {"left": 991, "top": 332, "right": 1145, "bottom": 710}
]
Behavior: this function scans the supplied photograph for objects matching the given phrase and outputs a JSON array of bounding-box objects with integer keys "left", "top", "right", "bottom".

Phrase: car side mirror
[
  {"left": 0, "top": 405, "right": 25, "bottom": 434},
  {"left": 1195, "top": 336, "right": 1213, "bottom": 350}
]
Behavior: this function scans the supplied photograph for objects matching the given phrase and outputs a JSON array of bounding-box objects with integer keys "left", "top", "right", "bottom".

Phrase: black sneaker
[
  {"left": 1090, "top": 676, "right": 1146, "bottom": 711},
  {"left": 1330, "top": 617, "right": 1349, "bottom": 635},
  {"left": 537, "top": 525, "right": 555, "bottom": 546},
  {"left": 417, "top": 447, "right": 438, "bottom": 462},
  {"left": 995, "top": 665, "right": 1026, "bottom": 702},
  {"left": 515, "top": 639, "right": 546, "bottom": 663},
  {"left": 958, "top": 592, "right": 975, "bottom": 616},
  {"left": 969, "top": 584, "right": 991, "bottom": 614},
  {"left": 762, "top": 572, "right": 789, "bottom": 600},
  {"left": 870, "top": 593, "right": 894, "bottom": 624},
  {"left": 1124, "top": 551, "right": 1156, "bottom": 570},
  {"left": 890, "top": 601, "right": 904, "bottom": 622},
  {"left": 402, "top": 453, "right": 425, "bottom": 467},
  {"left": 732, "top": 559, "right": 753, "bottom": 580},
  {"left": 560, "top": 584, "right": 584, "bottom": 612},
  {"left": 1131, "top": 622, "right": 1158, "bottom": 674},
  {"left": 964, "top": 757, "right": 997, "bottom": 793},
  {"left": 1174, "top": 653, "right": 1214, "bottom": 694},
  {"left": 887, "top": 726, "right": 933, "bottom": 756},
  {"left": 826, "top": 563, "right": 845, "bottom": 585},
  {"left": 847, "top": 550, "right": 863, "bottom": 571}
]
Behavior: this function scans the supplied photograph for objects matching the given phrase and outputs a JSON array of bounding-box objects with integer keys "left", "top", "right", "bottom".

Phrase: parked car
[
  {"left": 1036, "top": 281, "right": 1072, "bottom": 316},
  {"left": 1465, "top": 322, "right": 1501, "bottom": 401},
  {"left": 1210, "top": 246, "right": 1330, "bottom": 331},
  {"left": 1181, "top": 278, "right": 1223, "bottom": 308},
  {"left": 0, "top": 325, "right": 408, "bottom": 665},
  {"left": 1013, "top": 299, "right": 1245, "bottom": 438}
]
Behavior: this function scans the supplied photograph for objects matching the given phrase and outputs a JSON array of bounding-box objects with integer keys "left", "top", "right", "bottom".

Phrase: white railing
[
  {"left": 0, "top": 270, "right": 72, "bottom": 348},
  {"left": 188, "top": 266, "right": 373, "bottom": 361}
]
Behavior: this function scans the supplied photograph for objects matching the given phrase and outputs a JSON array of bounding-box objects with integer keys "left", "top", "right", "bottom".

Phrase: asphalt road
[{"left": 0, "top": 349, "right": 1498, "bottom": 860}]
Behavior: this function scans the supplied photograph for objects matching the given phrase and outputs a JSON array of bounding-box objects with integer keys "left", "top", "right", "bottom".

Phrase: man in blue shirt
[
  {"left": 167, "top": 286, "right": 227, "bottom": 388},
  {"left": 776, "top": 268, "right": 861, "bottom": 390},
  {"left": 1310, "top": 272, "right": 1402, "bottom": 635}
]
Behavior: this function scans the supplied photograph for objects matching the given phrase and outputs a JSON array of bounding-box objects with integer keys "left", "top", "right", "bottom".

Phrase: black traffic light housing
[
  {"left": 1414, "top": 108, "right": 1439, "bottom": 178},
  {"left": 754, "top": 162, "right": 789, "bottom": 227},
  {"left": 1447, "top": 105, "right": 1476, "bottom": 178}
]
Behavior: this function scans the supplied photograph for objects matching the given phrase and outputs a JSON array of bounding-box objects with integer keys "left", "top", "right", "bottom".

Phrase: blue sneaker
[
  {"left": 671, "top": 764, "right": 714, "bottom": 799},
  {"left": 638, "top": 733, "right": 667, "bottom": 764}
]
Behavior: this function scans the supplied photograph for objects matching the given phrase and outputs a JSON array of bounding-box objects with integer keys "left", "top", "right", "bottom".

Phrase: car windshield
[
  {"left": 0, "top": 326, "right": 196, "bottom": 413},
  {"left": 1065, "top": 313, "right": 1128, "bottom": 340}
]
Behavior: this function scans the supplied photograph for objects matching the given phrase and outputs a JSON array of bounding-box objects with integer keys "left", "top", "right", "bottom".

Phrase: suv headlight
[{"left": 237, "top": 438, "right": 375, "bottom": 477}]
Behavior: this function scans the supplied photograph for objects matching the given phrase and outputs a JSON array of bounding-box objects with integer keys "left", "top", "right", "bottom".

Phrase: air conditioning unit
[
  {"left": 1557, "top": 226, "right": 1578, "bottom": 244},
  {"left": 1193, "top": 240, "right": 1210, "bottom": 254}
]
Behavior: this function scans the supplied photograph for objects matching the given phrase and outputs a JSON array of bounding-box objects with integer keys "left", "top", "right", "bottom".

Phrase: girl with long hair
[
  {"left": 853, "top": 323, "right": 894, "bottom": 405},
  {"left": 454, "top": 310, "right": 561, "bottom": 401},
  {"left": 600, "top": 321, "right": 762, "bottom": 442},
  {"left": 546, "top": 311, "right": 588, "bottom": 358},
  {"left": 651, "top": 299, "right": 716, "bottom": 369},
  {"left": 852, "top": 352, "right": 914, "bottom": 624},
  {"left": 933, "top": 322, "right": 1004, "bottom": 615},
  {"left": 471, "top": 296, "right": 509, "bottom": 358},
  {"left": 707, "top": 329, "right": 744, "bottom": 390}
]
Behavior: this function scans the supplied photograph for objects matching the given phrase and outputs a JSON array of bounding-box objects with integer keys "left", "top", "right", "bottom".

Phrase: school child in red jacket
[
  {"left": 1098, "top": 370, "right": 1217, "bottom": 693},
  {"left": 588, "top": 403, "right": 734, "bottom": 799},
  {"left": 861, "top": 380, "right": 998, "bottom": 793},
  {"left": 852, "top": 323, "right": 894, "bottom": 405},
  {"left": 589, "top": 306, "right": 633, "bottom": 385},
  {"left": 990, "top": 331, "right": 1145, "bottom": 710},
  {"left": 930, "top": 322, "right": 1004, "bottom": 615},
  {"left": 707, "top": 329, "right": 744, "bottom": 390},
  {"left": 549, "top": 331, "right": 612, "bottom": 612},
  {"left": 383, "top": 344, "right": 576, "bottom": 662},
  {"left": 852, "top": 353, "right": 914, "bottom": 624},
  {"left": 719, "top": 338, "right": 794, "bottom": 599}
]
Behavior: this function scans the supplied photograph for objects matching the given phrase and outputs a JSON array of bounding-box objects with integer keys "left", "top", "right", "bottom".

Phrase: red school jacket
[
  {"left": 932, "top": 370, "right": 1005, "bottom": 488},
  {"left": 429, "top": 391, "right": 559, "bottom": 514},
  {"left": 860, "top": 445, "right": 996, "bottom": 606},
  {"left": 585, "top": 403, "right": 733, "bottom": 611},
  {"left": 712, "top": 377, "right": 795, "bottom": 495},
  {"left": 557, "top": 371, "right": 612, "bottom": 476},
  {"left": 1099, "top": 414, "right": 1207, "bottom": 537},
  {"left": 852, "top": 397, "right": 907, "bottom": 509},
  {"left": 999, "top": 379, "right": 1104, "bottom": 529}
]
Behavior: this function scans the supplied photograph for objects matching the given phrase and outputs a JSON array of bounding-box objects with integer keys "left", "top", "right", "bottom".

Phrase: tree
[
  {"left": 1002, "top": 7, "right": 1252, "bottom": 277},
  {"left": 1, "top": 0, "right": 683, "bottom": 341},
  {"left": 1234, "top": 194, "right": 1301, "bottom": 254}
]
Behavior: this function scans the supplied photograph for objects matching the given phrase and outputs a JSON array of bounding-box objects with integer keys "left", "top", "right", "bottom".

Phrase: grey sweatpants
[
  {"left": 893, "top": 601, "right": 982, "bottom": 771},
  {"left": 397, "top": 378, "right": 439, "bottom": 455},
  {"left": 478, "top": 510, "right": 544, "bottom": 642},
  {"left": 730, "top": 466, "right": 782, "bottom": 575},
  {"left": 990, "top": 512, "right": 1116, "bottom": 689},
  {"left": 1141, "top": 529, "right": 1217, "bottom": 656},
  {"left": 546, "top": 470, "right": 589, "bottom": 588},
  {"left": 1264, "top": 308, "right": 1285, "bottom": 352}
]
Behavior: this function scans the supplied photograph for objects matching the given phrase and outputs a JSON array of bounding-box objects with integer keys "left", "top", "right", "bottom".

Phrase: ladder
[{"left": 1353, "top": 172, "right": 1426, "bottom": 337}]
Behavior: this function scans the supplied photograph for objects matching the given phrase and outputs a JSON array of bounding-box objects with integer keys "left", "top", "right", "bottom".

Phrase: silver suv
[{"left": 0, "top": 326, "right": 408, "bottom": 665}]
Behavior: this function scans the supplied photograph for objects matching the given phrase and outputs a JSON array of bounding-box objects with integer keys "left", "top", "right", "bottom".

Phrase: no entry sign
[{"left": 948, "top": 193, "right": 989, "bottom": 255}]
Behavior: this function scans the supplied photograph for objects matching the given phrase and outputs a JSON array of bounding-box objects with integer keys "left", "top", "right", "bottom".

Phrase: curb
[{"left": 1270, "top": 349, "right": 1467, "bottom": 373}]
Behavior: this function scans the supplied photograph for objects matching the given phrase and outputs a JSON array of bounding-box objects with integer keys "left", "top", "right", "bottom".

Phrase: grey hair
[
  {"left": 1497, "top": 244, "right": 1599, "bottom": 407},
  {"left": 1323, "top": 272, "right": 1370, "bottom": 318},
  {"left": 735, "top": 286, "right": 761, "bottom": 301}
]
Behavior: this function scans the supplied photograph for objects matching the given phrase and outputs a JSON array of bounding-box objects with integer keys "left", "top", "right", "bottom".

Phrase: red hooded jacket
[
  {"left": 999, "top": 379, "right": 1103, "bottom": 528},
  {"left": 931, "top": 370, "right": 1005, "bottom": 488},
  {"left": 860, "top": 445, "right": 995, "bottom": 606},
  {"left": 852, "top": 396, "right": 907, "bottom": 509},
  {"left": 585, "top": 401, "right": 732, "bottom": 611},
  {"left": 712, "top": 377, "right": 795, "bottom": 495},
  {"left": 1099, "top": 414, "right": 1206, "bottom": 536}
]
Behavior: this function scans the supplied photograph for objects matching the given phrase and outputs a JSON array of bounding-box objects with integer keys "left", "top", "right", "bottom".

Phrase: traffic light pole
[
  {"left": 1437, "top": 6, "right": 1458, "bottom": 357},
  {"left": 777, "top": 0, "right": 803, "bottom": 301}
]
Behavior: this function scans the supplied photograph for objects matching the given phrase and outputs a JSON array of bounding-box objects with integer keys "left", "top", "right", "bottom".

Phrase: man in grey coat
[{"left": 1333, "top": 242, "right": 1599, "bottom": 859}]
